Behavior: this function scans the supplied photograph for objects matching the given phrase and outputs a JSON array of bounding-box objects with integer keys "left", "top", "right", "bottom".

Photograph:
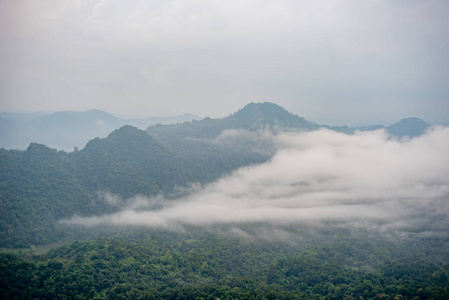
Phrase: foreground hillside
[{"left": 1, "top": 227, "right": 449, "bottom": 299}]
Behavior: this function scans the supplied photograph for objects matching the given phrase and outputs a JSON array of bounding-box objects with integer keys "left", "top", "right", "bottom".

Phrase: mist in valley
[
  {"left": 2, "top": 0, "right": 449, "bottom": 297},
  {"left": 63, "top": 126, "right": 449, "bottom": 243}
]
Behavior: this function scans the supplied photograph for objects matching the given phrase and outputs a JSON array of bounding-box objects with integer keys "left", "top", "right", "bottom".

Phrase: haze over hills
[
  {"left": 1, "top": 102, "right": 448, "bottom": 299},
  {"left": 147, "top": 102, "right": 433, "bottom": 141},
  {"left": 0, "top": 102, "right": 439, "bottom": 152},
  {"left": 0, "top": 109, "right": 200, "bottom": 151},
  {"left": 2, "top": 0, "right": 448, "bottom": 296},
  {"left": 0, "top": 102, "right": 446, "bottom": 249}
]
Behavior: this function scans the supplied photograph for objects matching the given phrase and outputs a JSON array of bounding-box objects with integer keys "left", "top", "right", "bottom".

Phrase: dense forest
[
  {"left": 2, "top": 227, "right": 449, "bottom": 299},
  {"left": 1, "top": 103, "right": 447, "bottom": 299},
  {"left": 0, "top": 123, "right": 269, "bottom": 248}
]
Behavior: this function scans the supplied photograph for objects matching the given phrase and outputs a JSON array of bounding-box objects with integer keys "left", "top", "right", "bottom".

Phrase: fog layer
[{"left": 64, "top": 127, "right": 449, "bottom": 234}]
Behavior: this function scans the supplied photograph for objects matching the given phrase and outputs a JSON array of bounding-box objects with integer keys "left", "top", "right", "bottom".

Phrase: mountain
[
  {"left": 386, "top": 117, "right": 430, "bottom": 137},
  {"left": 0, "top": 110, "right": 200, "bottom": 151},
  {"left": 0, "top": 125, "right": 203, "bottom": 247},
  {"left": 329, "top": 117, "right": 431, "bottom": 138},
  {"left": 147, "top": 102, "right": 319, "bottom": 140},
  {"left": 0, "top": 121, "right": 271, "bottom": 247},
  {"left": 75, "top": 126, "right": 193, "bottom": 198},
  {"left": 146, "top": 103, "right": 433, "bottom": 173},
  {"left": 0, "top": 104, "right": 433, "bottom": 152},
  {"left": 127, "top": 113, "right": 200, "bottom": 129},
  {"left": 1, "top": 103, "right": 447, "bottom": 300},
  {"left": 145, "top": 102, "right": 315, "bottom": 180},
  {"left": 145, "top": 103, "right": 434, "bottom": 190},
  {"left": 0, "top": 102, "right": 439, "bottom": 248},
  {"left": 226, "top": 102, "right": 319, "bottom": 131},
  {"left": 147, "top": 102, "right": 432, "bottom": 140}
]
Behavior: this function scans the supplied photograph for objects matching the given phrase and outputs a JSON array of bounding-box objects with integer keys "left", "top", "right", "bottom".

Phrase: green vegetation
[
  {"left": 0, "top": 122, "right": 271, "bottom": 248},
  {"left": 0, "top": 103, "right": 444, "bottom": 298},
  {"left": 1, "top": 228, "right": 448, "bottom": 299},
  {"left": 0, "top": 103, "right": 433, "bottom": 248},
  {"left": 0, "top": 109, "right": 281, "bottom": 248},
  {"left": 1, "top": 103, "right": 303, "bottom": 248}
]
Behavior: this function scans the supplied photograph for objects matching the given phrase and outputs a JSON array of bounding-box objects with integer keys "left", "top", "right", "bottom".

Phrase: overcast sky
[{"left": 1, "top": 0, "right": 448, "bottom": 125}]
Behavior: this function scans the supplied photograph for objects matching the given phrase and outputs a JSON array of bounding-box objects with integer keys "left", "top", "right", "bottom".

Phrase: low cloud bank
[{"left": 63, "top": 127, "right": 449, "bottom": 235}]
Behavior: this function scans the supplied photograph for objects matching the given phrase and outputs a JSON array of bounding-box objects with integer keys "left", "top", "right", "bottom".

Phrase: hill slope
[{"left": 0, "top": 126, "right": 198, "bottom": 247}]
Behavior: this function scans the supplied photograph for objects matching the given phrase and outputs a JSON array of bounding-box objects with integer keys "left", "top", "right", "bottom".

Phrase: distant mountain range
[
  {"left": 329, "top": 116, "right": 430, "bottom": 138},
  {"left": 0, "top": 102, "right": 442, "bottom": 151},
  {"left": 0, "top": 102, "right": 444, "bottom": 248},
  {"left": 0, "top": 110, "right": 200, "bottom": 151},
  {"left": 147, "top": 102, "right": 433, "bottom": 140}
]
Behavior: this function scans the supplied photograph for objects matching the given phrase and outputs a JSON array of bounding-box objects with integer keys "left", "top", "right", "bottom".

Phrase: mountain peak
[
  {"left": 232, "top": 102, "right": 290, "bottom": 118},
  {"left": 81, "top": 125, "right": 166, "bottom": 159},
  {"left": 99, "top": 125, "right": 157, "bottom": 146},
  {"left": 397, "top": 117, "right": 426, "bottom": 123},
  {"left": 228, "top": 102, "right": 317, "bottom": 131},
  {"left": 387, "top": 117, "right": 429, "bottom": 137},
  {"left": 109, "top": 125, "right": 144, "bottom": 137}
]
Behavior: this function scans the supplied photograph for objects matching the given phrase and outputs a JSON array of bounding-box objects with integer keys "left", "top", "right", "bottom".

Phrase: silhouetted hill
[
  {"left": 76, "top": 126, "right": 193, "bottom": 198},
  {"left": 0, "top": 104, "right": 434, "bottom": 152},
  {"left": 386, "top": 117, "right": 430, "bottom": 138},
  {"left": 147, "top": 102, "right": 433, "bottom": 139},
  {"left": 330, "top": 117, "right": 430, "bottom": 138},
  {"left": 146, "top": 102, "right": 312, "bottom": 180},
  {"left": 148, "top": 102, "right": 318, "bottom": 140},
  {"left": 0, "top": 125, "right": 203, "bottom": 247},
  {"left": 227, "top": 102, "right": 319, "bottom": 131},
  {"left": 0, "top": 115, "right": 280, "bottom": 247}
]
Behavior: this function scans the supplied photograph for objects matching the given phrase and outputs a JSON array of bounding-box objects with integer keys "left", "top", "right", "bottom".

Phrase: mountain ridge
[
  {"left": 147, "top": 102, "right": 432, "bottom": 141},
  {"left": 0, "top": 102, "right": 443, "bottom": 248},
  {"left": 0, "top": 109, "right": 201, "bottom": 151},
  {"left": 0, "top": 103, "right": 436, "bottom": 153}
]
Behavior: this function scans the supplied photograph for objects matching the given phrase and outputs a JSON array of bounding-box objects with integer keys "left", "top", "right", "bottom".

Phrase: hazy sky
[{"left": 1, "top": 0, "right": 448, "bottom": 125}]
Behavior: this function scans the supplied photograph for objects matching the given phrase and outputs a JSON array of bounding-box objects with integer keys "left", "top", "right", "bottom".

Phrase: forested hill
[
  {"left": 0, "top": 102, "right": 436, "bottom": 248},
  {"left": 74, "top": 126, "right": 193, "bottom": 198},
  {"left": 386, "top": 117, "right": 430, "bottom": 137},
  {"left": 2, "top": 104, "right": 311, "bottom": 247},
  {"left": 1, "top": 103, "right": 448, "bottom": 299},
  {"left": 0, "top": 123, "right": 270, "bottom": 248},
  {"left": 147, "top": 102, "right": 431, "bottom": 139},
  {"left": 332, "top": 116, "right": 431, "bottom": 137},
  {"left": 144, "top": 102, "right": 306, "bottom": 179},
  {"left": 147, "top": 102, "right": 319, "bottom": 139}
]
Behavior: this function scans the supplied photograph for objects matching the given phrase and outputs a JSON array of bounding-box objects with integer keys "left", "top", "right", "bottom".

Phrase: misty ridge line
[
  {"left": 0, "top": 102, "right": 435, "bottom": 151},
  {"left": 62, "top": 126, "right": 449, "bottom": 236},
  {"left": 0, "top": 109, "right": 201, "bottom": 151}
]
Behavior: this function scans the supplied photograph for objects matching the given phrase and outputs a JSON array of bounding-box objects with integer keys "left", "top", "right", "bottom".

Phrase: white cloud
[{"left": 63, "top": 127, "right": 449, "bottom": 234}]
